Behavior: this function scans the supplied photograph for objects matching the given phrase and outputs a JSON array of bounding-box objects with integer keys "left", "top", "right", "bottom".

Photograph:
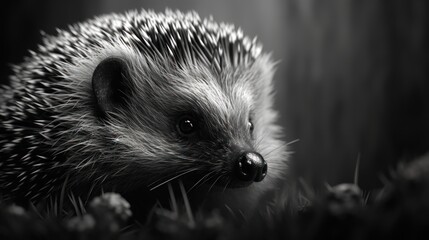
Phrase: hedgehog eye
[
  {"left": 176, "top": 116, "right": 197, "bottom": 136},
  {"left": 248, "top": 119, "right": 254, "bottom": 133}
]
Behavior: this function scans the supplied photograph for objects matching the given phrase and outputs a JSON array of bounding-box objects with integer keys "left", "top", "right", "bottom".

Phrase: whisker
[
  {"left": 187, "top": 171, "right": 213, "bottom": 193},
  {"left": 148, "top": 167, "right": 193, "bottom": 187},
  {"left": 222, "top": 179, "right": 231, "bottom": 193},
  {"left": 147, "top": 160, "right": 205, "bottom": 188},
  {"left": 286, "top": 138, "right": 300, "bottom": 146},
  {"left": 149, "top": 168, "right": 197, "bottom": 191},
  {"left": 208, "top": 175, "right": 222, "bottom": 193},
  {"left": 199, "top": 171, "right": 218, "bottom": 189},
  {"left": 263, "top": 141, "right": 290, "bottom": 157}
]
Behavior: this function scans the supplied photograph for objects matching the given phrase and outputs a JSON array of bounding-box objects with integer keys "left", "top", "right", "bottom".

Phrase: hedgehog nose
[{"left": 235, "top": 152, "right": 267, "bottom": 182}]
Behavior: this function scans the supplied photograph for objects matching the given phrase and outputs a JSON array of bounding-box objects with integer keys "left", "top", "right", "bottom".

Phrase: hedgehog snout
[{"left": 235, "top": 152, "right": 267, "bottom": 182}]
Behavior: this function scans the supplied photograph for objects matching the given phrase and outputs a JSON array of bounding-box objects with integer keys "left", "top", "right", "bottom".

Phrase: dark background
[{"left": 1, "top": 0, "right": 428, "bottom": 190}]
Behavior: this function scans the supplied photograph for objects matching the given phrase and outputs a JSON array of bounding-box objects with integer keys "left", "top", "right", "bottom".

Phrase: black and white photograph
[{"left": 1, "top": 0, "right": 428, "bottom": 239}]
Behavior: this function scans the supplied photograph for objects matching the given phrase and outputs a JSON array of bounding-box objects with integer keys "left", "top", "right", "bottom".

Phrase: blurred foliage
[{"left": 2, "top": 155, "right": 429, "bottom": 239}]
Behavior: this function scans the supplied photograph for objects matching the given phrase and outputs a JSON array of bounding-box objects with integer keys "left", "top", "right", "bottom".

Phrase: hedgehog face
[
  {"left": 34, "top": 10, "right": 289, "bottom": 200},
  {"left": 91, "top": 55, "right": 276, "bottom": 190},
  {"left": 0, "top": 10, "right": 288, "bottom": 208}
]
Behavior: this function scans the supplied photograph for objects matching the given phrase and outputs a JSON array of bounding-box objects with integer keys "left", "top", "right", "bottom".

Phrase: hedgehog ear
[{"left": 92, "top": 57, "right": 132, "bottom": 118}]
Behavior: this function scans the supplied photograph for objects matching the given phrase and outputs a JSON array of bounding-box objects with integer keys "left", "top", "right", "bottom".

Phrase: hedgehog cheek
[{"left": 92, "top": 57, "right": 132, "bottom": 119}]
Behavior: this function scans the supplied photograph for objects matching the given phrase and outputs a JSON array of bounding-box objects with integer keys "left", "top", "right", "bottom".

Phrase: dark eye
[
  {"left": 177, "top": 116, "right": 197, "bottom": 136},
  {"left": 248, "top": 119, "right": 254, "bottom": 133}
]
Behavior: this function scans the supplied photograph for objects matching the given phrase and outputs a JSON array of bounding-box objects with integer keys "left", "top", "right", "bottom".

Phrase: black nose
[{"left": 235, "top": 152, "right": 267, "bottom": 182}]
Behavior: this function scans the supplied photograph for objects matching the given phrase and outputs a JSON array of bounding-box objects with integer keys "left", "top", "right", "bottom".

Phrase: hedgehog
[{"left": 0, "top": 9, "right": 288, "bottom": 216}]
